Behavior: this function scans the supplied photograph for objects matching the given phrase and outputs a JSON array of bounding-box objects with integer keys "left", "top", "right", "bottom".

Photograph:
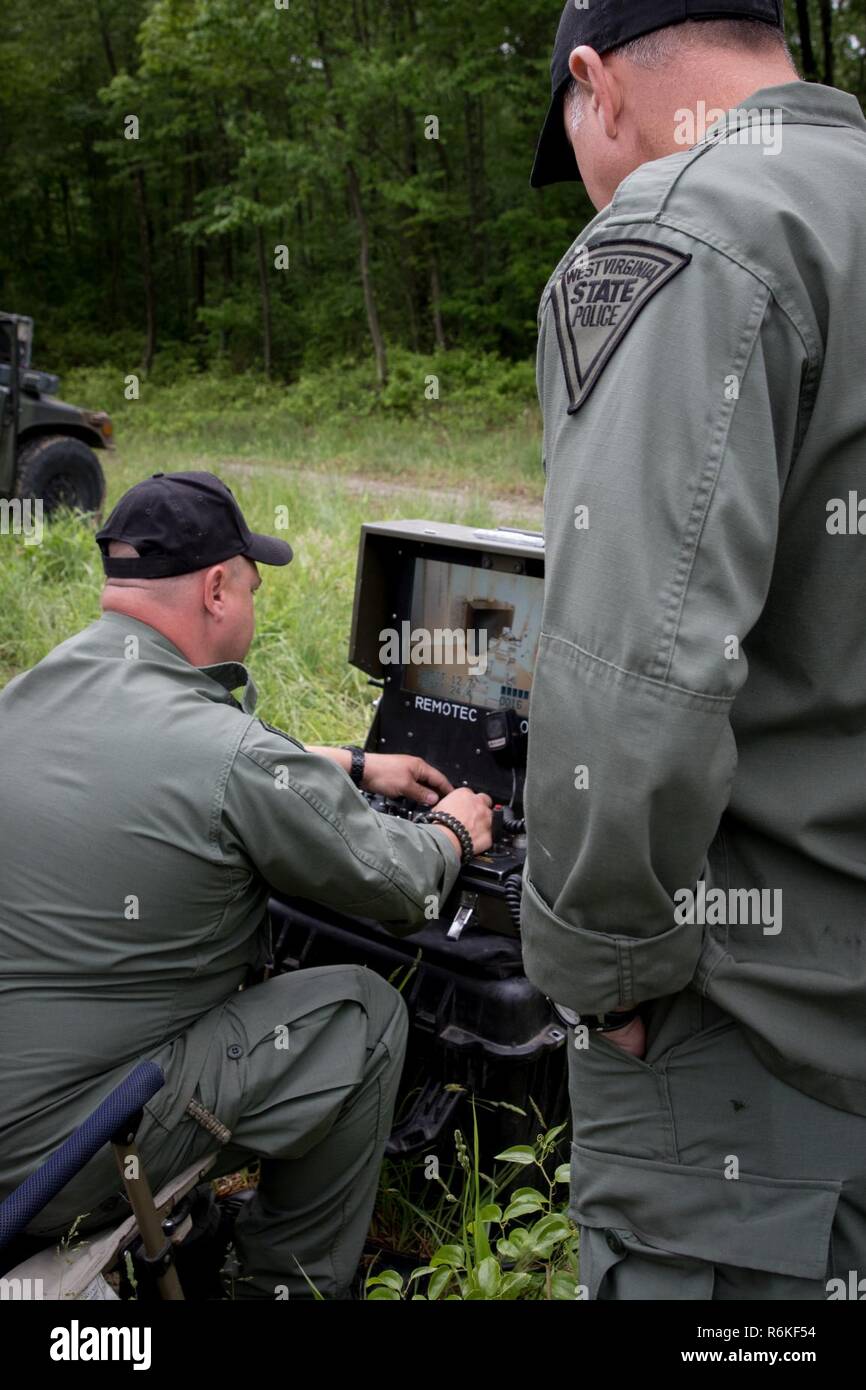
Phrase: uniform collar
[
  {"left": 97, "top": 612, "right": 259, "bottom": 714},
  {"left": 699, "top": 79, "right": 866, "bottom": 145},
  {"left": 199, "top": 661, "right": 259, "bottom": 714}
]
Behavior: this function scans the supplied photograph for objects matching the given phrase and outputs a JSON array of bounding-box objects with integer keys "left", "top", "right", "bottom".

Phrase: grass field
[
  {"left": 0, "top": 395, "right": 583, "bottom": 1300},
  {"left": 1, "top": 389, "right": 545, "bottom": 737}
]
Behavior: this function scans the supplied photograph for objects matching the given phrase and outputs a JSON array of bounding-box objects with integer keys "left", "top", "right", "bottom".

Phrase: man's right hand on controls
[{"left": 430, "top": 787, "right": 494, "bottom": 860}]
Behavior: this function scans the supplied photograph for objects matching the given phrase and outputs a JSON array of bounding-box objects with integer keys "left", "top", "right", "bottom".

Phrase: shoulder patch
[{"left": 549, "top": 239, "right": 691, "bottom": 413}]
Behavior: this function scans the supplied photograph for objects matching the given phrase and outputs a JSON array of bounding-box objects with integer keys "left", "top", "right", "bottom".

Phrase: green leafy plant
[{"left": 365, "top": 1104, "right": 578, "bottom": 1301}]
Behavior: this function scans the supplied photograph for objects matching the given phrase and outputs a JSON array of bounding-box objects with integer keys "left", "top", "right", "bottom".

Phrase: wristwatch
[
  {"left": 551, "top": 1002, "right": 641, "bottom": 1033},
  {"left": 341, "top": 745, "right": 366, "bottom": 788}
]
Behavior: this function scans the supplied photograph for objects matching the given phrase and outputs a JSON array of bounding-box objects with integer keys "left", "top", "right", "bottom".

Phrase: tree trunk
[
  {"left": 430, "top": 255, "right": 446, "bottom": 351},
  {"left": 312, "top": 0, "right": 388, "bottom": 385},
  {"left": 795, "top": 0, "right": 818, "bottom": 81},
  {"left": 347, "top": 163, "right": 388, "bottom": 386},
  {"left": 220, "top": 233, "right": 233, "bottom": 358},
  {"left": 254, "top": 223, "right": 273, "bottom": 378},
  {"left": 817, "top": 0, "right": 834, "bottom": 87},
  {"left": 188, "top": 138, "right": 206, "bottom": 322},
  {"left": 214, "top": 103, "right": 233, "bottom": 357},
  {"left": 464, "top": 94, "right": 489, "bottom": 279},
  {"left": 132, "top": 168, "right": 157, "bottom": 375},
  {"left": 96, "top": 1, "right": 156, "bottom": 372},
  {"left": 239, "top": 90, "right": 274, "bottom": 378},
  {"left": 60, "top": 175, "right": 73, "bottom": 246}
]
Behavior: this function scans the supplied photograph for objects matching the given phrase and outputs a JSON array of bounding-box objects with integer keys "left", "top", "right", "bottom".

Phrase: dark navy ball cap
[
  {"left": 531, "top": 0, "right": 785, "bottom": 189},
  {"left": 96, "top": 471, "right": 293, "bottom": 579}
]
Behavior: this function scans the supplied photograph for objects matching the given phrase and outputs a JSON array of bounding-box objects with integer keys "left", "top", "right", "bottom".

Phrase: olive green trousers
[
  {"left": 570, "top": 992, "right": 866, "bottom": 1300},
  {"left": 29, "top": 965, "right": 408, "bottom": 1300}
]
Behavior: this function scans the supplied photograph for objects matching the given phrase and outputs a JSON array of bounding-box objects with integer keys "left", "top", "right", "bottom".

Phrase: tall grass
[
  {"left": 0, "top": 408, "right": 543, "bottom": 740},
  {"left": 58, "top": 352, "right": 544, "bottom": 494}
]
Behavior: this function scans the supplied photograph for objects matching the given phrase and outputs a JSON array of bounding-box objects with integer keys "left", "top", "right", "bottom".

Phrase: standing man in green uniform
[
  {"left": 522, "top": 3, "right": 866, "bottom": 1298},
  {"left": 0, "top": 471, "right": 492, "bottom": 1298}
]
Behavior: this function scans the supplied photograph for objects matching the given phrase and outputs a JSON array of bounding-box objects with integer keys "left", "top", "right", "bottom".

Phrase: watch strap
[
  {"left": 341, "top": 745, "right": 366, "bottom": 788},
  {"left": 552, "top": 1002, "right": 641, "bottom": 1033},
  {"left": 594, "top": 1008, "right": 641, "bottom": 1033}
]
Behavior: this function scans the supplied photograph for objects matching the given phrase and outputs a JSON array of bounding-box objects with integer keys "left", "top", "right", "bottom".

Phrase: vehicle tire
[{"left": 14, "top": 435, "right": 106, "bottom": 520}]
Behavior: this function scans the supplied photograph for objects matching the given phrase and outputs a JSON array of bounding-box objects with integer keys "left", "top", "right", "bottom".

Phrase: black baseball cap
[
  {"left": 96, "top": 471, "right": 293, "bottom": 579},
  {"left": 530, "top": 0, "right": 785, "bottom": 189}
]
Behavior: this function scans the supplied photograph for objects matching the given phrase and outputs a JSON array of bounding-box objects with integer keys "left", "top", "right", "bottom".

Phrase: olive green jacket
[
  {"left": 0, "top": 613, "right": 459, "bottom": 1187},
  {"left": 522, "top": 80, "right": 866, "bottom": 1118}
]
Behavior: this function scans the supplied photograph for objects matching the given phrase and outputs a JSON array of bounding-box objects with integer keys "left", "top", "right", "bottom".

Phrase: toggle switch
[{"left": 447, "top": 891, "right": 479, "bottom": 940}]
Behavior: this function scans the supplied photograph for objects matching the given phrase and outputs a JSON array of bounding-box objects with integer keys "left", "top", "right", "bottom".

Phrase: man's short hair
[
  {"left": 615, "top": 17, "right": 790, "bottom": 68},
  {"left": 565, "top": 17, "right": 791, "bottom": 126}
]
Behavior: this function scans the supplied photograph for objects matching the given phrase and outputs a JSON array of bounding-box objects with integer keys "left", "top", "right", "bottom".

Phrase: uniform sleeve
[
  {"left": 521, "top": 233, "right": 811, "bottom": 1013},
  {"left": 221, "top": 722, "right": 461, "bottom": 932}
]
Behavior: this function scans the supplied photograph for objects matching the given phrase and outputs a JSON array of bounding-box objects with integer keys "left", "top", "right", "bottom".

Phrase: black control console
[
  {"left": 362, "top": 788, "right": 527, "bottom": 937},
  {"left": 269, "top": 520, "right": 570, "bottom": 1160},
  {"left": 348, "top": 519, "right": 546, "bottom": 941}
]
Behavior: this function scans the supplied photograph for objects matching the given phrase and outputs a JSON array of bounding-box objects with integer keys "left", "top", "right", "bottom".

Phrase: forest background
[{"left": 3, "top": 0, "right": 863, "bottom": 400}]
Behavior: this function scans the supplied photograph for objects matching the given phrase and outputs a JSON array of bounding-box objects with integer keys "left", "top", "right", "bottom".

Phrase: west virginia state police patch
[{"left": 550, "top": 239, "right": 691, "bottom": 413}]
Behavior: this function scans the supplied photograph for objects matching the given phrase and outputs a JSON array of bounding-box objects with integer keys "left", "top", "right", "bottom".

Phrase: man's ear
[
  {"left": 569, "top": 44, "right": 621, "bottom": 140},
  {"left": 203, "top": 562, "right": 231, "bottom": 618}
]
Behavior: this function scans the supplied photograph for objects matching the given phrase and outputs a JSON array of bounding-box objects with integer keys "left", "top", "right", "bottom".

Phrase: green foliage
[
  {"left": 0, "top": 0, "right": 592, "bottom": 374},
  {"left": 365, "top": 1109, "right": 580, "bottom": 1302},
  {"left": 1, "top": 0, "right": 863, "bottom": 383},
  {"left": 59, "top": 349, "right": 538, "bottom": 452},
  {"left": 0, "top": 411, "right": 542, "bottom": 707}
]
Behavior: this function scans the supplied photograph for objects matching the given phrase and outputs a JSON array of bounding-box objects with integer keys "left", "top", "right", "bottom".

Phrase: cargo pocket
[
  {"left": 579, "top": 1223, "right": 716, "bottom": 1300},
  {"left": 567, "top": 1009, "right": 842, "bottom": 1284},
  {"left": 571, "top": 1143, "right": 840, "bottom": 1282},
  {"left": 142, "top": 1001, "right": 232, "bottom": 1135},
  {"left": 565, "top": 1022, "right": 683, "bottom": 1163}
]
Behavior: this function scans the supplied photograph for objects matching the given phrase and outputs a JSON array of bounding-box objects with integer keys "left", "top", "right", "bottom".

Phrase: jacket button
[
  {"left": 605, "top": 1229, "right": 626, "bottom": 1255},
  {"left": 227, "top": 1044, "right": 243, "bottom": 1060}
]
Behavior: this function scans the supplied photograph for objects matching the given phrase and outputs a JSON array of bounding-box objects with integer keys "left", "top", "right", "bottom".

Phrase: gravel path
[{"left": 217, "top": 459, "right": 544, "bottom": 528}]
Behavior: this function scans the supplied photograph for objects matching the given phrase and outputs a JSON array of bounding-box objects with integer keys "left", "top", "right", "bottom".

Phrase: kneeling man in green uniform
[{"left": 0, "top": 470, "right": 492, "bottom": 1298}]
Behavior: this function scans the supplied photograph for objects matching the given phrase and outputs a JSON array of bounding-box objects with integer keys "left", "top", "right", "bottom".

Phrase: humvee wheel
[{"left": 15, "top": 435, "right": 106, "bottom": 520}]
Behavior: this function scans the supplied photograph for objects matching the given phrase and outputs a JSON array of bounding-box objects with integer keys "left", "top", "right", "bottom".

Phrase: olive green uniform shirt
[
  {"left": 522, "top": 81, "right": 866, "bottom": 1118},
  {"left": 0, "top": 612, "right": 460, "bottom": 1187}
]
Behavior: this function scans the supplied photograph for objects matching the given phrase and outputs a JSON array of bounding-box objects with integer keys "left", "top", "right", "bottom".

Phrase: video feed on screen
[{"left": 402, "top": 558, "right": 544, "bottom": 717}]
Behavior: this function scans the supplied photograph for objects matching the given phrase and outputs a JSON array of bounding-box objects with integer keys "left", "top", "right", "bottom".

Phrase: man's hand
[
  {"left": 309, "top": 748, "right": 491, "bottom": 856},
  {"left": 361, "top": 753, "right": 453, "bottom": 806},
  {"left": 434, "top": 786, "right": 494, "bottom": 856},
  {"left": 602, "top": 1013, "right": 647, "bottom": 1059}
]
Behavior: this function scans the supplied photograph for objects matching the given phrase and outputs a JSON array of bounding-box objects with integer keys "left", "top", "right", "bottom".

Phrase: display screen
[{"left": 401, "top": 558, "right": 544, "bottom": 717}]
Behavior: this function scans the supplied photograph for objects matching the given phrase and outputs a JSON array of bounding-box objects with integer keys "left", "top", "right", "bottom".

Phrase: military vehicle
[{"left": 0, "top": 312, "right": 113, "bottom": 517}]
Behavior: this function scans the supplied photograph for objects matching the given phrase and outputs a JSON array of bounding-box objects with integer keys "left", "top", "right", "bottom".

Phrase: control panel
[{"left": 348, "top": 520, "right": 546, "bottom": 941}]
